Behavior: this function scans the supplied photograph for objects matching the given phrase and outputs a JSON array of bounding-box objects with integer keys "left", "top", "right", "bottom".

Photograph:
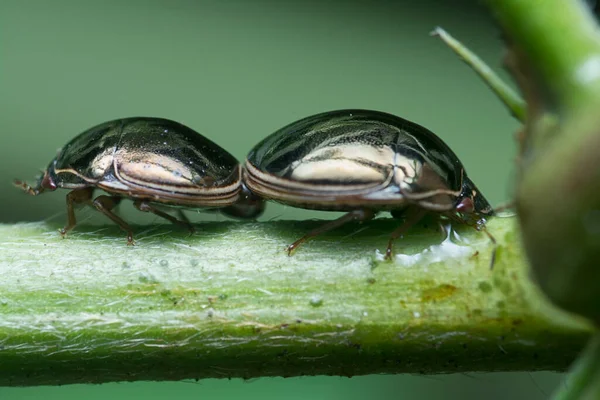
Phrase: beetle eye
[
  {"left": 456, "top": 197, "right": 474, "bottom": 214},
  {"left": 41, "top": 173, "right": 57, "bottom": 191}
]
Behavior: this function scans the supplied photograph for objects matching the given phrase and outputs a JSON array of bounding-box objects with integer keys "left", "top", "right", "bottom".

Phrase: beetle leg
[
  {"left": 133, "top": 200, "right": 195, "bottom": 235},
  {"left": 437, "top": 220, "right": 449, "bottom": 241},
  {"left": 286, "top": 209, "right": 376, "bottom": 256},
  {"left": 59, "top": 187, "right": 94, "bottom": 238},
  {"left": 177, "top": 209, "right": 193, "bottom": 226},
  {"left": 465, "top": 220, "right": 497, "bottom": 270},
  {"left": 92, "top": 195, "right": 135, "bottom": 245},
  {"left": 385, "top": 207, "right": 427, "bottom": 261}
]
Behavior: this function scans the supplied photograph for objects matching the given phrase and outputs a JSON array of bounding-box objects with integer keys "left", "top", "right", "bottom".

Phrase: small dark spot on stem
[
  {"left": 421, "top": 284, "right": 458, "bottom": 302},
  {"left": 277, "top": 350, "right": 289, "bottom": 358},
  {"left": 347, "top": 341, "right": 362, "bottom": 351},
  {"left": 478, "top": 281, "right": 493, "bottom": 293}
]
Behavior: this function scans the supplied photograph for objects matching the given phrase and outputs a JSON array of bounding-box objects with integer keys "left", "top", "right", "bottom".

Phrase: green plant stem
[
  {"left": 484, "top": 0, "right": 600, "bottom": 323},
  {"left": 553, "top": 333, "right": 600, "bottom": 400},
  {"left": 487, "top": 0, "right": 600, "bottom": 114},
  {"left": 431, "top": 27, "right": 526, "bottom": 122},
  {"left": 483, "top": 2, "right": 600, "bottom": 400},
  {"left": 0, "top": 217, "right": 590, "bottom": 386}
]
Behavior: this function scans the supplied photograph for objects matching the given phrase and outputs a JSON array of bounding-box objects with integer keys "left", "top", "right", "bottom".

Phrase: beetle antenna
[
  {"left": 13, "top": 179, "right": 42, "bottom": 196},
  {"left": 480, "top": 225, "right": 497, "bottom": 270}
]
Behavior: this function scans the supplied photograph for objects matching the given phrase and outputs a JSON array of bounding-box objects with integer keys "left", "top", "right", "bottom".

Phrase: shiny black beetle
[
  {"left": 244, "top": 109, "right": 495, "bottom": 260},
  {"left": 14, "top": 117, "right": 264, "bottom": 244}
]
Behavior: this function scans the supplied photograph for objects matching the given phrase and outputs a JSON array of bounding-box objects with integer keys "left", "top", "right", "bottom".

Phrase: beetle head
[
  {"left": 13, "top": 169, "right": 58, "bottom": 196},
  {"left": 455, "top": 177, "right": 494, "bottom": 220},
  {"left": 221, "top": 183, "right": 266, "bottom": 220}
]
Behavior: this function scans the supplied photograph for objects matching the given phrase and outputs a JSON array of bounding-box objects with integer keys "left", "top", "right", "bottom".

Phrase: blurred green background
[{"left": 0, "top": 0, "right": 563, "bottom": 398}]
